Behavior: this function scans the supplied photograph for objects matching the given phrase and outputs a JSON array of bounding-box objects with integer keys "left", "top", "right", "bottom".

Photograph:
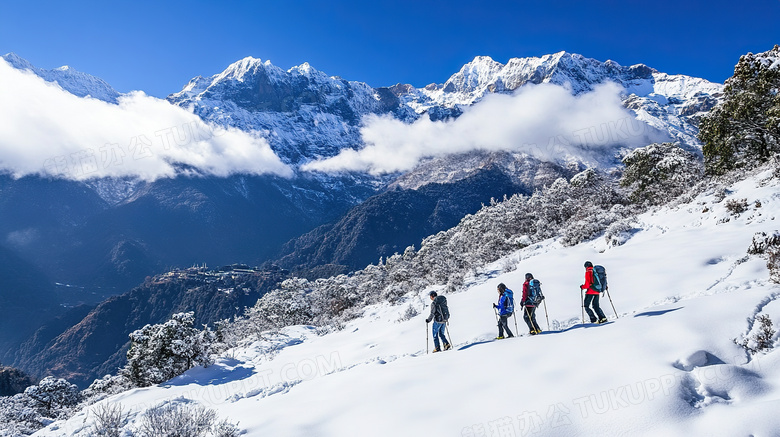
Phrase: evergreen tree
[
  {"left": 700, "top": 45, "right": 780, "bottom": 175},
  {"left": 124, "top": 312, "right": 214, "bottom": 387},
  {"left": 620, "top": 142, "right": 703, "bottom": 205},
  {"left": 23, "top": 376, "right": 80, "bottom": 413},
  {"left": 0, "top": 365, "right": 36, "bottom": 396}
]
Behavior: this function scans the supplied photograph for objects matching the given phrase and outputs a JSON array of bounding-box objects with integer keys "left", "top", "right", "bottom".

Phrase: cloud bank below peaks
[
  {"left": 303, "top": 82, "right": 668, "bottom": 175},
  {"left": 0, "top": 59, "right": 293, "bottom": 181}
]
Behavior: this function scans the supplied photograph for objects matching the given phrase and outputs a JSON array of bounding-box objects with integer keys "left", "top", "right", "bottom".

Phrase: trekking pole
[
  {"left": 605, "top": 288, "right": 619, "bottom": 318},
  {"left": 426, "top": 321, "right": 429, "bottom": 354},
  {"left": 493, "top": 306, "right": 504, "bottom": 338},
  {"left": 542, "top": 299, "right": 551, "bottom": 331},
  {"left": 512, "top": 309, "right": 519, "bottom": 336},
  {"left": 445, "top": 321, "right": 453, "bottom": 347},
  {"left": 580, "top": 288, "right": 585, "bottom": 325}
]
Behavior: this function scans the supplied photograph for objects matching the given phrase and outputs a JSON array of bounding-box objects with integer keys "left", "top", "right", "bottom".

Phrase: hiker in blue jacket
[
  {"left": 425, "top": 291, "right": 451, "bottom": 352},
  {"left": 492, "top": 283, "right": 514, "bottom": 339}
]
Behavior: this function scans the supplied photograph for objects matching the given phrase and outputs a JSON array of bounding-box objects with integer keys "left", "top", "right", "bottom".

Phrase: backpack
[
  {"left": 528, "top": 279, "right": 544, "bottom": 305},
  {"left": 503, "top": 289, "right": 515, "bottom": 314},
  {"left": 591, "top": 265, "right": 607, "bottom": 292},
  {"left": 435, "top": 296, "right": 450, "bottom": 321}
]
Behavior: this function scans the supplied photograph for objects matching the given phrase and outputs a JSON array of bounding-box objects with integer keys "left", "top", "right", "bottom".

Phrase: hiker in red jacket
[{"left": 581, "top": 261, "right": 607, "bottom": 324}]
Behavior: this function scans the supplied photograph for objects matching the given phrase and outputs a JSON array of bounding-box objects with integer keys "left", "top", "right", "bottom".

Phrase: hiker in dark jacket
[
  {"left": 581, "top": 261, "right": 607, "bottom": 324},
  {"left": 522, "top": 273, "right": 542, "bottom": 335},
  {"left": 492, "top": 283, "right": 514, "bottom": 339},
  {"left": 425, "top": 291, "right": 451, "bottom": 352}
]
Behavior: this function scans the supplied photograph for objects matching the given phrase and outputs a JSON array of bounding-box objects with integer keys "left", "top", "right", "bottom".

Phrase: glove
[
  {"left": 425, "top": 318, "right": 431, "bottom": 323},
  {"left": 492, "top": 303, "right": 497, "bottom": 308}
]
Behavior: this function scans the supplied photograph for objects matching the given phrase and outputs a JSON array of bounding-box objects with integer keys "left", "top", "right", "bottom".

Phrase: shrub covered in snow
[
  {"left": 81, "top": 374, "right": 134, "bottom": 405},
  {"left": 724, "top": 198, "right": 750, "bottom": 215},
  {"left": 138, "top": 401, "right": 240, "bottom": 437},
  {"left": 89, "top": 402, "right": 128, "bottom": 437},
  {"left": 737, "top": 314, "right": 777, "bottom": 355},
  {"left": 0, "top": 392, "right": 46, "bottom": 436},
  {"left": 769, "top": 247, "right": 780, "bottom": 284},
  {"left": 747, "top": 231, "right": 780, "bottom": 283}
]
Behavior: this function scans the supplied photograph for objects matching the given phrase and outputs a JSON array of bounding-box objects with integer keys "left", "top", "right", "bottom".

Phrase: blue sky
[{"left": 1, "top": 0, "right": 778, "bottom": 97}]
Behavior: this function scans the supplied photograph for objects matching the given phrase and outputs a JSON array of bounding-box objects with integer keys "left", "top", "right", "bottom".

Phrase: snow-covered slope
[
  {"left": 2, "top": 53, "right": 120, "bottom": 103},
  {"left": 35, "top": 169, "right": 780, "bottom": 436}
]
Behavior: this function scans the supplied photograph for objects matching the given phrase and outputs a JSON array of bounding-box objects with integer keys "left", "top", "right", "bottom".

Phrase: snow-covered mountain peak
[
  {"left": 1, "top": 53, "right": 120, "bottom": 103},
  {"left": 214, "top": 56, "right": 280, "bottom": 82},
  {"left": 289, "top": 61, "right": 315, "bottom": 74},
  {"left": 441, "top": 55, "right": 504, "bottom": 93},
  {"left": 2, "top": 52, "right": 35, "bottom": 71},
  {"left": 287, "top": 61, "right": 334, "bottom": 84}
]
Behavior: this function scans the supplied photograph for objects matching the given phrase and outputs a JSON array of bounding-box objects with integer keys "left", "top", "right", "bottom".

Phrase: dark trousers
[
  {"left": 584, "top": 293, "right": 607, "bottom": 322},
  {"left": 498, "top": 314, "right": 513, "bottom": 337},
  {"left": 523, "top": 306, "right": 541, "bottom": 332}
]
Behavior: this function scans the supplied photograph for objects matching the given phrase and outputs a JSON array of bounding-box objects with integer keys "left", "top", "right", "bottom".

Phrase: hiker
[
  {"left": 581, "top": 261, "right": 608, "bottom": 324},
  {"left": 425, "top": 291, "right": 451, "bottom": 352},
  {"left": 522, "top": 273, "right": 542, "bottom": 335},
  {"left": 492, "top": 283, "right": 514, "bottom": 339}
]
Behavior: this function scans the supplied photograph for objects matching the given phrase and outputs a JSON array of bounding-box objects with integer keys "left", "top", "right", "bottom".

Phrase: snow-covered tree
[
  {"left": 123, "top": 312, "right": 215, "bottom": 387},
  {"left": 244, "top": 278, "right": 314, "bottom": 332},
  {"left": 700, "top": 45, "right": 780, "bottom": 175},
  {"left": 24, "top": 376, "right": 80, "bottom": 413},
  {"left": 620, "top": 142, "right": 704, "bottom": 205},
  {"left": 0, "top": 365, "right": 36, "bottom": 396}
]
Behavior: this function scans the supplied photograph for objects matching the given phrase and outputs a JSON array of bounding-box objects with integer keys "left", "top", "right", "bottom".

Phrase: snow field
[{"left": 35, "top": 170, "right": 780, "bottom": 436}]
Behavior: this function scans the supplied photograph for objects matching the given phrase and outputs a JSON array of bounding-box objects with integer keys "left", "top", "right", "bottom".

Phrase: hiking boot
[
  {"left": 589, "top": 318, "right": 598, "bottom": 323},
  {"left": 495, "top": 336, "right": 505, "bottom": 340},
  {"left": 529, "top": 331, "right": 537, "bottom": 335},
  {"left": 532, "top": 329, "right": 542, "bottom": 334},
  {"left": 432, "top": 347, "right": 442, "bottom": 353},
  {"left": 443, "top": 343, "right": 452, "bottom": 351},
  {"left": 597, "top": 318, "right": 608, "bottom": 324}
]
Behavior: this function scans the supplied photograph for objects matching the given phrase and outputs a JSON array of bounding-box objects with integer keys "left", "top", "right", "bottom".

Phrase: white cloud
[
  {"left": 303, "top": 82, "right": 668, "bottom": 175},
  {"left": 0, "top": 59, "right": 293, "bottom": 181}
]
